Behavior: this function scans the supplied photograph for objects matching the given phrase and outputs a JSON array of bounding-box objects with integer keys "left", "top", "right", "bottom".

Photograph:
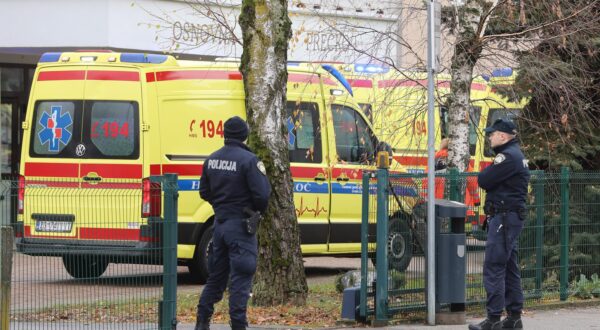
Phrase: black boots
[
  {"left": 194, "top": 319, "right": 210, "bottom": 330},
  {"left": 501, "top": 313, "right": 523, "bottom": 329},
  {"left": 468, "top": 317, "right": 502, "bottom": 330}
]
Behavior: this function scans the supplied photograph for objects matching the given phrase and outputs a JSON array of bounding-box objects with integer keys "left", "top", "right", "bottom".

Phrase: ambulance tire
[
  {"left": 188, "top": 226, "right": 213, "bottom": 284},
  {"left": 386, "top": 217, "right": 413, "bottom": 272},
  {"left": 62, "top": 255, "right": 109, "bottom": 279}
]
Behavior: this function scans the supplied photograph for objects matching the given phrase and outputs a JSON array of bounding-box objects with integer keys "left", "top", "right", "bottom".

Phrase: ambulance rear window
[
  {"left": 85, "top": 101, "right": 138, "bottom": 158},
  {"left": 30, "top": 101, "right": 81, "bottom": 157},
  {"left": 29, "top": 100, "right": 139, "bottom": 159}
]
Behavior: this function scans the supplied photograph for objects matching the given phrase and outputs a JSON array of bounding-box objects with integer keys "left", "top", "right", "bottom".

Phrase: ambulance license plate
[{"left": 35, "top": 221, "right": 73, "bottom": 233}]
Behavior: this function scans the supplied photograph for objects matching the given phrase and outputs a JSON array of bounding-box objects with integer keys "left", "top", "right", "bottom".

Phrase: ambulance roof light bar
[
  {"left": 354, "top": 63, "right": 389, "bottom": 74},
  {"left": 39, "top": 52, "right": 62, "bottom": 62},
  {"left": 491, "top": 67, "right": 513, "bottom": 77},
  {"left": 39, "top": 52, "right": 169, "bottom": 64},
  {"left": 120, "top": 53, "right": 169, "bottom": 64}
]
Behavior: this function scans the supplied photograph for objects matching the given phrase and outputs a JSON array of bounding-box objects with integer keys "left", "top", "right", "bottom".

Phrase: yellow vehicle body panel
[{"left": 18, "top": 53, "right": 420, "bottom": 276}]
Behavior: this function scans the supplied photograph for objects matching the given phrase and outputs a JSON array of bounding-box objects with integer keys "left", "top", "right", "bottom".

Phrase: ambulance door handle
[
  {"left": 336, "top": 177, "right": 349, "bottom": 182},
  {"left": 83, "top": 172, "right": 102, "bottom": 183},
  {"left": 314, "top": 173, "right": 327, "bottom": 181}
]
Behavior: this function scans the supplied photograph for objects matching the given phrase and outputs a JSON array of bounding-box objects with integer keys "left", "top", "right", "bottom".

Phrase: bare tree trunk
[
  {"left": 239, "top": 0, "right": 307, "bottom": 306},
  {"left": 447, "top": 36, "right": 481, "bottom": 172}
]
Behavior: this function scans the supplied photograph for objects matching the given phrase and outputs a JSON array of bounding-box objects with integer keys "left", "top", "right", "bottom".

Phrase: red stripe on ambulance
[
  {"left": 38, "top": 71, "right": 86, "bottom": 81},
  {"left": 394, "top": 156, "right": 477, "bottom": 169},
  {"left": 348, "top": 79, "right": 373, "bottom": 88},
  {"left": 146, "top": 72, "right": 156, "bottom": 82},
  {"left": 290, "top": 167, "right": 328, "bottom": 179},
  {"left": 25, "top": 226, "right": 142, "bottom": 241},
  {"left": 331, "top": 168, "right": 363, "bottom": 179},
  {"left": 87, "top": 70, "right": 139, "bottom": 81},
  {"left": 154, "top": 70, "right": 243, "bottom": 81},
  {"left": 161, "top": 164, "right": 203, "bottom": 176},
  {"left": 150, "top": 164, "right": 161, "bottom": 176},
  {"left": 81, "top": 164, "right": 142, "bottom": 179},
  {"left": 25, "top": 162, "right": 78, "bottom": 177},
  {"left": 79, "top": 228, "right": 140, "bottom": 240}
]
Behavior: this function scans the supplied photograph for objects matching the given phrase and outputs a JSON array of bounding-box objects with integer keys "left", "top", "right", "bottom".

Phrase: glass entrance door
[
  {"left": 1, "top": 101, "right": 14, "bottom": 176},
  {"left": 1, "top": 100, "right": 17, "bottom": 225}
]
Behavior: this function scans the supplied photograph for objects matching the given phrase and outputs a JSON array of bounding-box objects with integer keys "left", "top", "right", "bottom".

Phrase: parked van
[{"left": 15, "top": 52, "right": 420, "bottom": 282}]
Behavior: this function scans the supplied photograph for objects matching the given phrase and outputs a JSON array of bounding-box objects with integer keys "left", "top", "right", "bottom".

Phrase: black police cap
[{"left": 484, "top": 118, "right": 517, "bottom": 135}]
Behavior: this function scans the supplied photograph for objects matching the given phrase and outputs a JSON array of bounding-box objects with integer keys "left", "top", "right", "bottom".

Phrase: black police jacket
[
  {"left": 199, "top": 139, "right": 271, "bottom": 220},
  {"left": 478, "top": 139, "right": 530, "bottom": 211}
]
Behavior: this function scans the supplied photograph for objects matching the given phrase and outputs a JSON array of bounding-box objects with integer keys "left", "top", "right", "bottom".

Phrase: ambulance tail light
[
  {"left": 142, "top": 178, "right": 161, "bottom": 218},
  {"left": 18, "top": 175, "right": 25, "bottom": 214}
]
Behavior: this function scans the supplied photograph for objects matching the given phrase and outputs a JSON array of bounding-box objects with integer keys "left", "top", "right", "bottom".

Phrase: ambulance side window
[
  {"left": 359, "top": 103, "right": 373, "bottom": 123},
  {"left": 30, "top": 101, "right": 82, "bottom": 157},
  {"left": 331, "top": 104, "right": 376, "bottom": 164},
  {"left": 285, "top": 101, "right": 322, "bottom": 163}
]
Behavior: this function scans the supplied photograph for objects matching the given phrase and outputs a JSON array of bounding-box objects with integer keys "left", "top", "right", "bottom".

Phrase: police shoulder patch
[
  {"left": 257, "top": 161, "right": 267, "bottom": 176},
  {"left": 494, "top": 153, "right": 506, "bottom": 165}
]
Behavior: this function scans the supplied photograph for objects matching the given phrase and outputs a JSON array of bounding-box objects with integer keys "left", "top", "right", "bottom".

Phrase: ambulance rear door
[
  {"left": 76, "top": 66, "right": 143, "bottom": 242},
  {"left": 23, "top": 65, "right": 87, "bottom": 240}
]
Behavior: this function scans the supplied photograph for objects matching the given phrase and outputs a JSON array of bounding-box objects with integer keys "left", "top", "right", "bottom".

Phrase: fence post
[
  {"left": 374, "top": 168, "right": 389, "bottom": 325},
  {"left": 448, "top": 168, "right": 460, "bottom": 202},
  {"left": 161, "top": 174, "right": 179, "bottom": 330},
  {"left": 360, "top": 171, "right": 371, "bottom": 320},
  {"left": 559, "top": 167, "right": 570, "bottom": 301},
  {"left": 1, "top": 226, "right": 14, "bottom": 330},
  {"left": 533, "top": 171, "right": 545, "bottom": 295}
]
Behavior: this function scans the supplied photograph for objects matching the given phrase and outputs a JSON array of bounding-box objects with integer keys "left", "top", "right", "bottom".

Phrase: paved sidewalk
[
  {"left": 10, "top": 306, "right": 600, "bottom": 329},
  {"left": 176, "top": 306, "right": 600, "bottom": 329}
]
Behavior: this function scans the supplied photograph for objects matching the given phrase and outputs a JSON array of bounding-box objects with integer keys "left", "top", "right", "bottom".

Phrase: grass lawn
[{"left": 177, "top": 282, "right": 343, "bottom": 327}]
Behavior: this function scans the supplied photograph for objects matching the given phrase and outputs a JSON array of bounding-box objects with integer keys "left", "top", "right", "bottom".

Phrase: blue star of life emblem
[
  {"left": 286, "top": 117, "right": 296, "bottom": 147},
  {"left": 38, "top": 106, "right": 73, "bottom": 152}
]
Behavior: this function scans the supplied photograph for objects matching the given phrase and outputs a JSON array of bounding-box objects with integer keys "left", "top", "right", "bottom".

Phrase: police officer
[
  {"left": 469, "top": 119, "right": 530, "bottom": 330},
  {"left": 196, "top": 116, "right": 271, "bottom": 330}
]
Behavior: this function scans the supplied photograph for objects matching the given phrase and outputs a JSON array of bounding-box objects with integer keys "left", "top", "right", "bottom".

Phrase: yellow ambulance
[
  {"left": 333, "top": 64, "right": 495, "bottom": 228},
  {"left": 15, "top": 52, "right": 420, "bottom": 282}
]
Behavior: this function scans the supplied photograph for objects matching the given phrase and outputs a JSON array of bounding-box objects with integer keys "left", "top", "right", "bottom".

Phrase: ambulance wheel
[
  {"left": 62, "top": 255, "right": 108, "bottom": 279},
  {"left": 369, "top": 217, "right": 413, "bottom": 272},
  {"left": 387, "top": 217, "right": 413, "bottom": 272},
  {"left": 188, "top": 226, "right": 213, "bottom": 284}
]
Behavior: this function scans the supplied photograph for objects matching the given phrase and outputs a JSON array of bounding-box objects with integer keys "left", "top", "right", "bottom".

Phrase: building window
[{"left": 1, "top": 68, "right": 24, "bottom": 93}]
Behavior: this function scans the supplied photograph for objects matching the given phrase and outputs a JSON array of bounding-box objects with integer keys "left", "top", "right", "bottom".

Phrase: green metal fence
[
  {"left": 0, "top": 174, "right": 178, "bottom": 330},
  {"left": 361, "top": 167, "right": 600, "bottom": 322}
]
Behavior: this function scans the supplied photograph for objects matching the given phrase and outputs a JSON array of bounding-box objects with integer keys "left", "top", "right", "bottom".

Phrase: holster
[{"left": 243, "top": 207, "right": 262, "bottom": 235}]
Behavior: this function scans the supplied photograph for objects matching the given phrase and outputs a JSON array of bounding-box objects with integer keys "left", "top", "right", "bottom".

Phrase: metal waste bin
[{"left": 435, "top": 199, "right": 467, "bottom": 321}]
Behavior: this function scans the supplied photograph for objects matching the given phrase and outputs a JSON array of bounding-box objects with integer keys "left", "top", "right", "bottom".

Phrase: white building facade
[{"left": 0, "top": 0, "right": 408, "bottom": 179}]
